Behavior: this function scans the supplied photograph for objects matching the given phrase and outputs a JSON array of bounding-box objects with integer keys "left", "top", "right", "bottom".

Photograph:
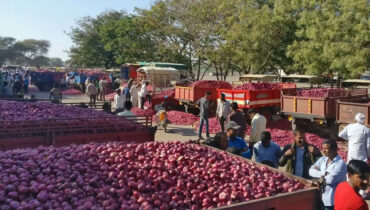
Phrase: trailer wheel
[{"left": 184, "top": 104, "right": 189, "bottom": 113}]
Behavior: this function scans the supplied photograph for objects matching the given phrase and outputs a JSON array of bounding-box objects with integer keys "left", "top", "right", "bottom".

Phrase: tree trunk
[
  {"left": 196, "top": 56, "right": 201, "bottom": 81},
  {"left": 200, "top": 66, "right": 210, "bottom": 80}
]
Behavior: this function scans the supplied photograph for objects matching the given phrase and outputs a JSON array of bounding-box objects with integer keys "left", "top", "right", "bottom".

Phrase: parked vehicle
[
  {"left": 336, "top": 97, "right": 370, "bottom": 132},
  {"left": 281, "top": 88, "right": 368, "bottom": 138}
]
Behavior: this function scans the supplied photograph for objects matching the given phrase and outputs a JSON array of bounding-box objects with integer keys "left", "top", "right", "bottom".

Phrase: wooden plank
[{"left": 217, "top": 188, "right": 319, "bottom": 210}]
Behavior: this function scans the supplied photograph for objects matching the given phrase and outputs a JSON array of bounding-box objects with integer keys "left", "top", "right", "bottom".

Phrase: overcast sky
[{"left": 0, "top": 0, "right": 153, "bottom": 61}]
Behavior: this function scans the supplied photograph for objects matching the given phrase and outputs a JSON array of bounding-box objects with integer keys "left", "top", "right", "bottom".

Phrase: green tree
[
  {"left": 0, "top": 37, "right": 16, "bottom": 65},
  {"left": 287, "top": 0, "right": 369, "bottom": 78},
  {"left": 68, "top": 11, "right": 120, "bottom": 69},
  {"left": 48, "top": 57, "right": 64, "bottom": 67}
]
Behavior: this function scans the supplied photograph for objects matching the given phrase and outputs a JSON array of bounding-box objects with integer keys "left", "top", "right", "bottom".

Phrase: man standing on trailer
[
  {"left": 197, "top": 91, "right": 211, "bottom": 141},
  {"left": 216, "top": 93, "right": 231, "bottom": 132},
  {"left": 338, "top": 113, "right": 370, "bottom": 164},
  {"left": 247, "top": 108, "right": 267, "bottom": 155},
  {"left": 309, "top": 139, "right": 347, "bottom": 210},
  {"left": 139, "top": 81, "right": 149, "bottom": 109}
]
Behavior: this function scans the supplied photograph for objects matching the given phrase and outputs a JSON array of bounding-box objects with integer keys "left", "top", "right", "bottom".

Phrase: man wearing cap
[
  {"left": 226, "top": 121, "right": 252, "bottom": 159},
  {"left": 339, "top": 113, "right": 370, "bottom": 163}
]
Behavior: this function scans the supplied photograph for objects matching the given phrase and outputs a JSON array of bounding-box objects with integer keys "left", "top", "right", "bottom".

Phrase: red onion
[
  {"left": 234, "top": 82, "right": 279, "bottom": 90},
  {"left": 0, "top": 142, "right": 305, "bottom": 209},
  {"left": 191, "top": 80, "right": 232, "bottom": 89},
  {"left": 61, "top": 88, "right": 83, "bottom": 95},
  {"left": 296, "top": 88, "right": 347, "bottom": 98}
]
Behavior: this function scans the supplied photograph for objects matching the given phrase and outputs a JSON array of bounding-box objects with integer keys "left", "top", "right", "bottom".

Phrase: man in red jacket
[{"left": 334, "top": 160, "right": 369, "bottom": 210}]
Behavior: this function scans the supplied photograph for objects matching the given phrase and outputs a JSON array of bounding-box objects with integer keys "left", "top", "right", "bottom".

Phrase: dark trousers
[
  {"left": 89, "top": 95, "right": 96, "bottom": 108},
  {"left": 218, "top": 116, "right": 226, "bottom": 132},
  {"left": 140, "top": 97, "right": 146, "bottom": 109},
  {"left": 198, "top": 116, "right": 209, "bottom": 138},
  {"left": 249, "top": 142, "right": 256, "bottom": 156},
  {"left": 147, "top": 94, "right": 151, "bottom": 104}
]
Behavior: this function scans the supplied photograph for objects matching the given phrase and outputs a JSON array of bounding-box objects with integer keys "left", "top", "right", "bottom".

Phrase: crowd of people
[
  {"left": 112, "top": 78, "right": 151, "bottom": 114},
  {"left": 198, "top": 91, "right": 370, "bottom": 210},
  {"left": 1, "top": 69, "right": 31, "bottom": 95}
]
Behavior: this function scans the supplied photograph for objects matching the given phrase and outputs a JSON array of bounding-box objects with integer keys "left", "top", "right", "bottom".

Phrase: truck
[
  {"left": 217, "top": 83, "right": 297, "bottom": 121},
  {"left": 336, "top": 97, "right": 370, "bottom": 132},
  {"left": 174, "top": 81, "right": 233, "bottom": 114},
  {"left": 281, "top": 88, "right": 368, "bottom": 138}
]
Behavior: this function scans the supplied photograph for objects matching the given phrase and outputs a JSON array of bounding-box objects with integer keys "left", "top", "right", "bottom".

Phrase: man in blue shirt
[
  {"left": 309, "top": 139, "right": 347, "bottom": 210},
  {"left": 225, "top": 121, "right": 251, "bottom": 159},
  {"left": 253, "top": 131, "right": 281, "bottom": 168}
]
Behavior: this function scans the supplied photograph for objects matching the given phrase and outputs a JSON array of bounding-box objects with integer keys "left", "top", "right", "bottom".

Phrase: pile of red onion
[
  {"left": 61, "top": 88, "right": 83, "bottom": 95},
  {"left": 131, "top": 107, "right": 156, "bottom": 117},
  {"left": 0, "top": 101, "right": 111, "bottom": 121},
  {"left": 191, "top": 80, "right": 233, "bottom": 89},
  {"left": 234, "top": 83, "right": 279, "bottom": 90},
  {"left": 296, "top": 88, "right": 346, "bottom": 98},
  {"left": 165, "top": 111, "right": 199, "bottom": 125},
  {"left": 0, "top": 142, "right": 305, "bottom": 209}
]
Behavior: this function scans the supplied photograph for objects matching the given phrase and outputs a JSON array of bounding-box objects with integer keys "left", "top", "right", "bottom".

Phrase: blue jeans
[{"left": 198, "top": 116, "right": 209, "bottom": 138}]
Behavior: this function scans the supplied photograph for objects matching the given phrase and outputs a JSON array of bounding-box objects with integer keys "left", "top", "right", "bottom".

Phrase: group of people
[
  {"left": 85, "top": 76, "right": 109, "bottom": 108},
  {"left": 1, "top": 70, "right": 30, "bottom": 95},
  {"left": 113, "top": 78, "right": 150, "bottom": 113},
  {"left": 200, "top": 91, "right": 369, "bottom": 210}
]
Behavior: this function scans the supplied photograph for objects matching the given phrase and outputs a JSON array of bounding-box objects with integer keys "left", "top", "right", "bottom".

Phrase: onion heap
[
  {"left": 296, "top": 88, "right": 346, "bottom": 98},
  {"left": 131, "top": 107, "right": 156, "bottom": 117},
  {"left": 0, "top": 101, "right": 111, "bottom": 121},
  {"left": 234, "top": 83, "right": 279, "bottom": 90},
  {"left": 0, "top": 142, "right": 305, "bottom": 209},
  {"left": 191, "top": 81, "right": 233, "bottom": 89},
  {"left": 165, "top": 111, "right": 199, "bottom": 125},
  {"left": 61, "top": 88, "right": 84, "bottom": 95}
]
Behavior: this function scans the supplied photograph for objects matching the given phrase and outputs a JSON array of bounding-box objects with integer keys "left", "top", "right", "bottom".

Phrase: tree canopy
[
  {"left": 0, "top": 37, "right": 64, "bottom": 67},
  {"left": 67, "top": 0, "right": 369, "bottom": 79}
]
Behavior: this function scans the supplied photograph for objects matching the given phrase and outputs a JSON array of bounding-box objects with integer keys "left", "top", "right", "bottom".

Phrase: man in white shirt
[
  {"left": 129, "top": 83, "right": 139, "bottom": 107},
  {"left": 114, "top": 88, "right": 125, "bottom": 113},
  {"left": 339, "top": 113, "right": 370, "bottom": 163},
  {"left": 216, "top": 93, "right": 231, "bottom": 132},
  {"left": 309, "top": 139, "right": 347, "bottom": 210},
  {"left": 139, "top": 81, "right": 149, "bottom": 109},
  {"left": 247, "top": 109, "right": 267, "bottom": 155},
  {"left": 99, "top": 77, "right": 107, "bottom": 101}
]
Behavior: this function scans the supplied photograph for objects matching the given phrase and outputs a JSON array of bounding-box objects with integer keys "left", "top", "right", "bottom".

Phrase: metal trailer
[
  {"left": 336, "top": 97, "right": 370, "bottom": 132},
  {"left": 175, "top": 86, "right": 220, "bottom": 114},
  {"left": 216, "top": 83, "right": 297, "bottom": 121},
  {"left": 281, "top": 88, "right": 368, "bottom": 138},
  {"left": 0, "top": 116, "right": 154, "bottom": 151}
]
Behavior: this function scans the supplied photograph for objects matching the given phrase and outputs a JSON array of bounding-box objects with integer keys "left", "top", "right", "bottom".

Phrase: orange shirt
[{"left": 334, "top": 182, "right": 368, "bottom": 210}]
